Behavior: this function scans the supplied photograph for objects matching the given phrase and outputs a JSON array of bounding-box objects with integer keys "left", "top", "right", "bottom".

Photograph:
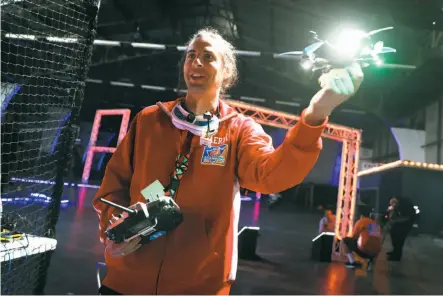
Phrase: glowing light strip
[
  {"left": 2, "top": 34, "right": 417, "bottom": 69},
  {"left": 348, "top": 135, "right": 361, "bottom": 237},
  {"left": 335, "top": 141, "right": 348, "bottom": 240},
  {"left": 9, "top": 178, "right": 252, "bottom": 201},
  {"left": 10, "top": 177, "right": 100, "bottom": 189},
  {"left": 97, "top": 133, "right": 116, "bottom": 170},
  {"left": 312, "top": 232, "right": 335, "bottom": 242},
  {"left": 1, "top": 193, "right": 70, "bottom": 204},
  {"left": 1, "top": 198, "right": 69, "bottom": 204},
  {"left": 358, "top": 160, "right": 443, "bottom": 177},
  {"left": 238, "top": 226, "right": 260, "bottom": 235},
  {"left": 81, "top": 109, "right": 131, "bottom": 184}
]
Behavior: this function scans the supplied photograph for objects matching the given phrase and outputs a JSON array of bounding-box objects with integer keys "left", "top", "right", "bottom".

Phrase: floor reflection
[{"left": 2, "top": 180, "right": 442, "bottom": 295}]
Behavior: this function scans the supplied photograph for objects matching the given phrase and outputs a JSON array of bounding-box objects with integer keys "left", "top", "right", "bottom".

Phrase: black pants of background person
[
  {"left": 98, "top": 285, "right": 121, "bottom": 295},
  {"left": 343, "top": 237, "right": 373, "bottom": 259},
  {"left": 389, "top": 223, "right": 412, "bottom": 261}
]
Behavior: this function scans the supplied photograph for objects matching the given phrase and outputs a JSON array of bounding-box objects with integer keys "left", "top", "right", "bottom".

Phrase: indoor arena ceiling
[{"left": 83, "top": 0, "right": 443, "bottom": 133}]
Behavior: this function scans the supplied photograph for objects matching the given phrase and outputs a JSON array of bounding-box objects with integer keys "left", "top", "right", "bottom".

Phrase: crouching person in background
[{"left": 343, "top": 206, "right": 382, "bottom": 270}]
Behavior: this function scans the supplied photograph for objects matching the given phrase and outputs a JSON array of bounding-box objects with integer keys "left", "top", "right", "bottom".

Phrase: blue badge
[
  {"left": 149, "top": 231, "right": 167, "bottom": 241},
  {"left": 368, "top": 223, "right": 381, "bottom": 237},
  {"left": 201, "top": 144, "right": 229, "bottom": 166}
]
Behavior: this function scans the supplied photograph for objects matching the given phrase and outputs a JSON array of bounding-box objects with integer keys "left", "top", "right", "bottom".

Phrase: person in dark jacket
[{"left": 386, "top": 196, "right": 415, "bottom": 261}]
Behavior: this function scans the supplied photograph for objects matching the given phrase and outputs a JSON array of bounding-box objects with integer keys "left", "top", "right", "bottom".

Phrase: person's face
[
  {"left": 325, "top": 210, "right": 333, "bottom": 219},
  {"left": 390, "top": 197, "right": 399, "bottom": 207},
  {"left": 183, "top": 36, "right": 225, "bottom": 93}
]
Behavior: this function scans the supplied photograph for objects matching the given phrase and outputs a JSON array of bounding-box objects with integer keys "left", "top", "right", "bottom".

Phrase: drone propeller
[
  {"left": 279, "top": 41, "right": 324, "bottom": 57},
  {"left": 373, "top": 41, "right": 383, "bottom": 54},
  {"left": 304, "top": 41, "right": 325, "bottom": 55},
  {"left": 372, "top": 41, "right": 396, "bottom": 55},
  {"left": 379, "top": 47, "right": 396, "bottom": 54},
  {"left": 278, "top": 50, "right": 303, "bottom": 56},
  {"left": 368, "top": 26, "right": 394, "bottom": 36}
]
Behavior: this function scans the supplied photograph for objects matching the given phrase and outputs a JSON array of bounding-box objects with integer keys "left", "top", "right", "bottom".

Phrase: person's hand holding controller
[{"left": 105, "top": 236, "right": 142, "bottom": 257}]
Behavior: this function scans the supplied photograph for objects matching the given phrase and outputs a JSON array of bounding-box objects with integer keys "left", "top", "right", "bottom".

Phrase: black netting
[{"left": 1, "top": 0, "right": 99, "bottom": 294}]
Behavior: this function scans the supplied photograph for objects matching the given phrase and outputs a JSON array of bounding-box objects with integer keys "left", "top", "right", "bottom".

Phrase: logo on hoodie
[{"left": 201, "top": 144, "right": 228, "bottom": 166}]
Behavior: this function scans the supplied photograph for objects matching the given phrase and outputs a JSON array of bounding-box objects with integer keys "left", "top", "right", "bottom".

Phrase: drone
[{"left": 280, "top": 27, "right": 397, "bottom": 72}]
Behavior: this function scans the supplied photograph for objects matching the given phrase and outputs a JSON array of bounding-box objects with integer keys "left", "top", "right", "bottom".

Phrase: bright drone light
[
  {"left": 300, "top": 58, "right": 313, "bottom": 70},
  {"left": 279, "top": 26, "right": 396, "bottom": 72},
  {"left": 331, "top": 29, "right": 366, "bottom": 58}
]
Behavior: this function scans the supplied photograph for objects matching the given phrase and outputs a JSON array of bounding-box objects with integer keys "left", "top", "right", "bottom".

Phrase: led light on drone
[{"left": 280, "top": 27, "right": 397, "bottom": 72}]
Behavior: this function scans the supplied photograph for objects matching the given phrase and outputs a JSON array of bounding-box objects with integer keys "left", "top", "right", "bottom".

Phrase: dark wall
[
  {"left": 378, "top": 169, "right": 403, "bottom": 213},
  {"left": 359, "top": 168, "right": 402, "bottom": 213},
  {"left": 360, "top": 167, "right": 443, "bottom": 234},
  {"left": 266, "top": 125, "right": 340, "bottom": 185},
  {"left": 359, "top": 173, "right": 381, "bottom": 189},
  {"left": 402, "top": 169, "right": 443, "bottom": 235},
  {"left": 359, "top": 173, "right": 381, "bottom": 212}
]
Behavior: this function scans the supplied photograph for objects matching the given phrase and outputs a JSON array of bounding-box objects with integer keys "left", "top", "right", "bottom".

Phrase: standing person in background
[{"left": 386, "top": 196, "right": 415, "bottom": 261}]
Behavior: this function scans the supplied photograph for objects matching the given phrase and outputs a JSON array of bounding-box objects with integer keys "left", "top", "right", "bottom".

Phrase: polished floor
[{"left": 23, "top": 187, "right": 443, "bottom": 294}]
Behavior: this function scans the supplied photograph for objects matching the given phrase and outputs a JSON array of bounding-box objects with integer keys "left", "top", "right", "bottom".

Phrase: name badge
[{"left": 141, "top": 180, "right": 165, "bottom": 202}]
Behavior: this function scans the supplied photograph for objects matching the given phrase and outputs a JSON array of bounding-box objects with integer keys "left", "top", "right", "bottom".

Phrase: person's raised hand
[
  {"left": 318, "top": 63, "right": 364, "bottom": 97},
  {"left": 304, "top": 63, "right": 364, "bottom": 125}
]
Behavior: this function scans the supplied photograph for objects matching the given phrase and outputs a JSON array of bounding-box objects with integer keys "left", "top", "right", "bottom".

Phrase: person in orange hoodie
[
  {"left": 93, "top": 27, "right": 364, "bottom": 295},
  {"left": 343, "top": 206, "right": 382, "bottom": 269}
]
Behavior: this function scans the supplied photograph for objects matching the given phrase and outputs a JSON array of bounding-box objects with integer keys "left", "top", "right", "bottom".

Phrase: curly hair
[{"left": 177, "top": 27, "right": 238, "bottom": 94}]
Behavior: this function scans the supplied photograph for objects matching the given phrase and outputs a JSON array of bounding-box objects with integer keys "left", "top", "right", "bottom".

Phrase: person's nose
[{"left": 192, "top": 57, "right": 203, "bottom": 68}]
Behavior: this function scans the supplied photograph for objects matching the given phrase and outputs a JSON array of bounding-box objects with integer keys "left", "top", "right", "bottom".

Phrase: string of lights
[{"left": 358, "top": 160, "right": 443, "bottom": 177}]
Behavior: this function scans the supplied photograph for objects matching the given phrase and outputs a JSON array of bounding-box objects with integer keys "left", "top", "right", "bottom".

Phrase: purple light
[
  {"left": 1, "top": 192, "right": 70, "bottom": 205},
  {"left": 10, "top": 178, "right": 254, "bottom": 202},
  {"left": 10, "top": 177, "right": 100, "bottom": 189}
]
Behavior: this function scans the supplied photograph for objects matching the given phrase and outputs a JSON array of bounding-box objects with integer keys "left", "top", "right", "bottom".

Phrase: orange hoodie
[
  {"left": 93, "top": 99, "right": 327, "bottom": 295},
  {"left": 352, "top": 217, "right": 382, "bottom": 256}
]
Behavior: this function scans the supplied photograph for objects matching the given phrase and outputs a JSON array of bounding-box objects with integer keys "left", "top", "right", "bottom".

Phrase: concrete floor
[{"left": 7, "top": 186, "right": 443, "bottom": 295}]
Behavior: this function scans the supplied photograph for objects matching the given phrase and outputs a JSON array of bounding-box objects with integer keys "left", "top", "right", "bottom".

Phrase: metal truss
[
  {"left": 226, "top": 99, "right": 361, "bottom": 142},
  {"left": 81, "top": 109, "right": 131, "bottom": 184},
  {"left": 226, "top": 99, "right": 361, "bottom": 261}
]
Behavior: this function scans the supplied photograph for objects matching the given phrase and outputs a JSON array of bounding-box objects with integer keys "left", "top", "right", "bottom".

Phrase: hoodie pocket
[
  {"left": 104, "top": 233, "right": 167, "bottom": 271},
  {"left": 157, "top": 212, "right": 220, "bottom": 291}
]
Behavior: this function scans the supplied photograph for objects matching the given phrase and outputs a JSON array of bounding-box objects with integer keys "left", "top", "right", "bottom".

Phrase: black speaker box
[
  {"left": 238, "top": 226, "right": 260, "bottom": 260},
  {"left": 311, "top": 232, "right": 334, "bottom": 262}
]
